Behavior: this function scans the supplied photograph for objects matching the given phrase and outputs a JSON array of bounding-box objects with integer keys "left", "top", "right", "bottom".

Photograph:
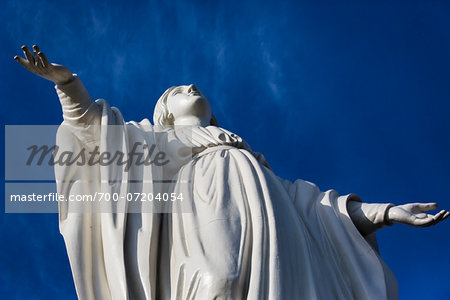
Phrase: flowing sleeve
[
  {"left": 277, "top": 177, "right": 398, "bottom": 299},
  {"left": 55, "top": 75, "right": 100, "bottom": 125}
]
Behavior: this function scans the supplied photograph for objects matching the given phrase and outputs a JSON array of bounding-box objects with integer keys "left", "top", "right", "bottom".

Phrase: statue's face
[{"left": 166, "top": 84, "right": 212, "bottom": 125}]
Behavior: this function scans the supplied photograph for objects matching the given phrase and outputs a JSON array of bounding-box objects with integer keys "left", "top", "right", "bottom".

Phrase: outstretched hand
[
  {"left": 387, "top": 203, "right": 449, "bottom": 227},
  {"left": 14, "top": 45, "right": 74, "bottom": 85}
]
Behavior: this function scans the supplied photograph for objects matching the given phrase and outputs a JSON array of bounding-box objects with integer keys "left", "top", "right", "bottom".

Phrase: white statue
[{"left": 15, "top": 45, "right": 449, "bottom": 300}]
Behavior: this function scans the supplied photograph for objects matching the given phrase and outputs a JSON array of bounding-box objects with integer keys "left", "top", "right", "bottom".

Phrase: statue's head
[{"left": 153, "top": 84, "right": 218, "bottom": 128}]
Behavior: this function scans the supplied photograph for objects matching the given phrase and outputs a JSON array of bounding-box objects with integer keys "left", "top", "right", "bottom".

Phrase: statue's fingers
[
  {"left": 36, "top": 54, "right": 48, "bottom": 73},
  {"left": 35, "top": 56, "right": 46, "bottom": 73},
  {"left": 32, "top": 45, "right": 41, "bottom": 67},
  {"left": 34, "top": 52, "right": 46, "bottom": 72},
  {"left": 32, "top": 45, "right": 40, "bottom": 54},
  {"left": 428, "top": 210, "right": 446, "bottom": 226},
  {"left": 434, "top": 210, "right": 447, "bottom": 222},
  {"left": 32, "top": 46, "right": 47, "bottom": 73},
  {"left": 14, "top": 56, "right": 29, "bottom": 69},
  {"left": 442, "top": 211, "right": 450, "bottom": 221},
  {"left": 417, "top": 202, "right": 438, "bottom": 212},
  {"left": 21, "top": 45, "right": 35, "bottom": 65},
  {"left": 434, "top": 211, "right": 449, "bottom": 224},
  {"left": 37, "top": 52, "right": 51, "bottom": 69},
  {"left": 15, "top": 53, "right": 42, "bottom": 75}
]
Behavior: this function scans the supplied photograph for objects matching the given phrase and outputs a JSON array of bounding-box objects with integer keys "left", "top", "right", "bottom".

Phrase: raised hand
[
  {"left": 387, "top": 202, "right": 449, "bottom": 227},
  {"left": 14, "top": 45, "right": 74, "bottom": 85}
]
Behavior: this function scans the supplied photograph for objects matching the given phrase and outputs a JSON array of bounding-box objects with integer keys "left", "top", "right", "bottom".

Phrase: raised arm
[{"left": 14, "top": 45, "right": 96, "bottom": 124}]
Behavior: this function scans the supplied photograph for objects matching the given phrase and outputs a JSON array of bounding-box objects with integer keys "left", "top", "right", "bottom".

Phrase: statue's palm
[
  {"left": 388, "top": 203, "right": 449, "bottom": 227},
  {"left": 14, "top": 45, "right": 73, "bottom": 85}
]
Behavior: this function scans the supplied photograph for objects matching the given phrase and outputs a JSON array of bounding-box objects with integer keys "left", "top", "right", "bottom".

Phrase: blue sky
[{"left": 1, "top": 0, "right": 450, "bottom": 299}]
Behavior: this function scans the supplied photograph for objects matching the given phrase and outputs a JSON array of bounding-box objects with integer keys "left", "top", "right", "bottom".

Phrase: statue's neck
[{"left": 173, "top": 116, "right": 210, "bottom": 127}]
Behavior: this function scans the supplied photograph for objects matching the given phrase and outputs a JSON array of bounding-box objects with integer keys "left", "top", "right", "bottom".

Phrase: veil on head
[{"left": 153, "top": 86, "right": 219, "bottom": 128}]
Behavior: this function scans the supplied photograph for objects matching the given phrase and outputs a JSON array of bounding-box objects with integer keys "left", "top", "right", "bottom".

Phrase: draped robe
[{"left": 56, "top": 99, "right": 398, "bottom": 300}]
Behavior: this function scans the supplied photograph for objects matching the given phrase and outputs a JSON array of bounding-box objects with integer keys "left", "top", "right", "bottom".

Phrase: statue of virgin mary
[{"left": 14, "top": 45, "right": 449, "bottom": 300}]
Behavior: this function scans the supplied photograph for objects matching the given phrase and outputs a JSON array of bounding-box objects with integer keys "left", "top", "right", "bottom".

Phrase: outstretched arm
[
  {"left": 14, "top": 45, "right": 96, "bottom": 123},
  {"left": 348, "top": 201, "right": 449, "bottom": 236}
]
